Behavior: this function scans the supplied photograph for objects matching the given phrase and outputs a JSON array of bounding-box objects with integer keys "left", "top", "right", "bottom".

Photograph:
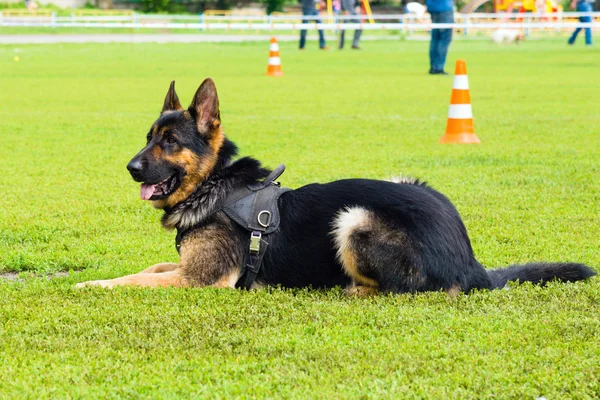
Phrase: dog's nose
[{"left": 127, "top": 158, "right": 144, "bottom": 175}]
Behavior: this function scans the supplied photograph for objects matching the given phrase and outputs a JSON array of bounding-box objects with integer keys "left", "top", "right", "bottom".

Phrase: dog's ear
[
  {"left": 161, "top": 81, "right": 183, "bottom": 114},
  {"left": 189, "top": 78, "right": 220, "bottom": 135}
]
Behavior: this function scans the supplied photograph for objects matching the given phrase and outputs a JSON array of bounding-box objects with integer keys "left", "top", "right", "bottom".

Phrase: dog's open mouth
[{"left": 140, "top": 173, "right": 180, "bottom": 200}]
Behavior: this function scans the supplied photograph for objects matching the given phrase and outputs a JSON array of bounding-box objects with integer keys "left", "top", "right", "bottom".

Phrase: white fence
[{"left": 0, "top": 12, "right": 598, "bottom": 33}]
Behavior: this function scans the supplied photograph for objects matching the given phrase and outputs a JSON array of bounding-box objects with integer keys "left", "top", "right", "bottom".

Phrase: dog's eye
[{"left": 165, "top": 136, "right": 176, "bottom": 145}]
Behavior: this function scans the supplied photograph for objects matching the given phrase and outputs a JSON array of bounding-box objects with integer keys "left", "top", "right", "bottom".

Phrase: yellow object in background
[
  {"left": 495, "top": 0, "right": 558, "bottom": 12},
  {"left": 362, "top": 0, "right": 374, "bottom": 23}
]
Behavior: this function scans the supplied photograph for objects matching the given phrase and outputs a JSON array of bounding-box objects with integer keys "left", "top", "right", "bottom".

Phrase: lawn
[{"left": 0, "top": 39, "right": 599, "bottom": 398}]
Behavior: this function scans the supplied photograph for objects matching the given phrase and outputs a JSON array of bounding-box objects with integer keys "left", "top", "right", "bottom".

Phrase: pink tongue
[{"left": 140, "top": 184, "right": 157, "bottom": 200}]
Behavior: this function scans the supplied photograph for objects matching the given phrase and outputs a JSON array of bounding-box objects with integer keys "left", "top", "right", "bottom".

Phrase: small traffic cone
[
  {"left": 266, "top": 37, "right": 283, "bottom": 77},
  {"left": 439, "top": 60, "right": 480, "bottom": 144}
]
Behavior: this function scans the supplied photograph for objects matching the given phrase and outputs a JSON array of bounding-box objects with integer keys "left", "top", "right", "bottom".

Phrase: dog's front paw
[{"left": 76, "top": 280, "right": 114, "bottom": 289}]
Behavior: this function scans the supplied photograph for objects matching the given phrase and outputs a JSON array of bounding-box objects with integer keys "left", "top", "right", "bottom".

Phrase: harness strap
[
  {"left": 234, "top": 180, "right": 287, "bottom": 289},
  {"left": 247, "top": 164, "right": 286, "bottom": 190},
  {"left": 235, "top": 232, "right": 269, "bottom": 289}
]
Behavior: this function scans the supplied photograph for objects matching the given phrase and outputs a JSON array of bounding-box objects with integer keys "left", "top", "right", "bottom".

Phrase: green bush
[
  {"left": 140, "top": 0, "right": 171, "bottom": 12},
  {"left": 265, "top": 0, "right": 286, "bottom": 14},
  {"left": 258, "top": 0, "right": 297, "bottom": 14}
]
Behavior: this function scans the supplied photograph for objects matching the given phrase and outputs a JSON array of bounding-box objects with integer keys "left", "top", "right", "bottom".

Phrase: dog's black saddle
[{"left": 176, "top": 164, "right": 291, "bottom": 290}]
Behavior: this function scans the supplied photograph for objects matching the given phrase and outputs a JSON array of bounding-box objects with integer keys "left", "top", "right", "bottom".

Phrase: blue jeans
[
  {"left": 300, "top": 8, "right": 326, "bottom": 49},
  {"left": 569, "top": 1, "right": 593, "bottom": 45},
  {"left": 429, "top": 11, "right": 454, "bottom": 72}
]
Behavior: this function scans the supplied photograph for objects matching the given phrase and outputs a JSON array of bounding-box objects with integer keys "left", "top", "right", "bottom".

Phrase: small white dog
[{"left": 491, "top": 29, "right": 525, "bottom": 44}]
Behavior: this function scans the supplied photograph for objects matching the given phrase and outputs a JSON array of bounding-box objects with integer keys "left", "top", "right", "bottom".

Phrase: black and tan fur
[{"left": 77, "top": 79, "right": 596, "bottom": 293}]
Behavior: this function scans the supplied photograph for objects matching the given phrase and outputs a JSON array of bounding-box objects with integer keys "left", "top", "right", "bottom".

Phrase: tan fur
[
  {"left": 332, "top": 206, "right": 425, "bottom": 291},
  {"left": 151, "top": 145, "right": 163, "bottom": 160},
  {"left": 209, "top": 126, "right": 224, "bottom": 154},
  {"left": 250, "top": 281, "right": 267, "bottom": 290},
  {"left": 332, "top": 207, "right": 380, "bottom": 288},
  {"left": 212, "top": 270, "right": 241, "bottom": 288},
  {"left": 339, "top": 247, "right": 379, "bottom": 287},
  {"left": 141, "top": 262, "right": 179, "bottom": 273},
  {"left": 178, "top": 213, "right": 244, "bottom": 286},
  {"left": 446, "top": 285, "right": 461, "bottom": 298},
  {"left": 151, "top": 150, "right": 212, "bottom": 209},
  {"left": 345, "top": 284, "right": 379, "bottom": 297},
  {"left": 76, "top": 270, "right": 188, "bottom": 289}
]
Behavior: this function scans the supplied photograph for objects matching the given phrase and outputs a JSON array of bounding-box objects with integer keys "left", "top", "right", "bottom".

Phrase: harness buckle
[{"left": 249, "top": 231, "right": 262, "bottom": 254}]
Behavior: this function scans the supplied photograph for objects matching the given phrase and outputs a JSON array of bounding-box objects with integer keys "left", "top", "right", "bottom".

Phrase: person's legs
[
  {"left": 304, "top": 8, "right": 327, "bottom": 48},
  {"left": 584, "top": 24, "right": 592, "bottom": 45},
  {"left": 569, "top": 27, "right": 582, "bottom": 44},
  {"left": 339, "top": 15, "right": 347, "bottom": 48},
  {"left": 352, "top": 16, "right": 362, "bottom": 48},
  {"left": 437, "top": 29, "right": 453, "bottom": 70},
  {"left": 300, "top": 10, "right": 309, "bottom": 49},
  {"left": 300, "top": 8, "right": 325, "bottom": 49},
  {"left": 578, "top": 2, "right": 593, "bottom": 45},
  {"left": 352, "top": 29, "right": 362, "bottom": 48},
  {"left": 429, "top": 12, "right": 441, "bottom": 72},
  {"left": 436, "top": 11, "right": 454, "bottom": 72},
  {"left": 316, "top": 15, "right": 327, "bottom": 48}
]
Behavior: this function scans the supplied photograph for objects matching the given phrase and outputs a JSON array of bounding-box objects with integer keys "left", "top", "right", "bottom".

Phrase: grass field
[{"left": 1, "top": 39, "right": 599, "bottom": 398}]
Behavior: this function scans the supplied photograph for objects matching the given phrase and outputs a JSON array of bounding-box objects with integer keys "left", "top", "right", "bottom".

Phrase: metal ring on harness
[{"left": 257, "top": 210, "right": 272, "bottom": 228}]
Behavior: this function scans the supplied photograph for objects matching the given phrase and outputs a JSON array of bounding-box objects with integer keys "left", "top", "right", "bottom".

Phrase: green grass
[{"left": 0, "top": 40, "right": 599, "bottom": 398}]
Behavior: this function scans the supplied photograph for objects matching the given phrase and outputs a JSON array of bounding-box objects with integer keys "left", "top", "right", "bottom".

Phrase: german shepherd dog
[{"left": 77, "top": 79, "right": 596, "bottom": 294}]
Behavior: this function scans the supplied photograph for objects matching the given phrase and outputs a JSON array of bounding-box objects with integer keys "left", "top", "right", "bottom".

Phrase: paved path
[{"left": 0, "top": 33, "right": 404, "bottom": 44}]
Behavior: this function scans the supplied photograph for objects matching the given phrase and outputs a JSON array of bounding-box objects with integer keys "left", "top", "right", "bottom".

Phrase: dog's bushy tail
[{"left": 487, "top": 262, "right": 596, "bottom": 289}]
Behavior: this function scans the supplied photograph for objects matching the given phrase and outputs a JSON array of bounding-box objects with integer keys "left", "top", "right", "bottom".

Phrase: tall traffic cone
[
  {"left": 266, "top": 37, "right": 283, "bottom": 77},
  {"left": 439, "top": 60, "right": 480, "bottom": 144}
]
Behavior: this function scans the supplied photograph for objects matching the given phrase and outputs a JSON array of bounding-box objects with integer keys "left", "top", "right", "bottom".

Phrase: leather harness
[{"left": 175, "top": 165, "right": 291, "bottom": 289}]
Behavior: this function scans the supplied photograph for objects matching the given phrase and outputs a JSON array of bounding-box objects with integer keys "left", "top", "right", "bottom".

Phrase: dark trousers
[
  {"left": 429, "top": 11, "right": 454, "bottom": 72},
  {"left": 339, "top": 15, "right": 362, "bottom": 48},
  {"left": 300, "top": 7, "right": 326, "bottom": 49},
  {"left": 569, "top": 1, "right": 593, "bottom": 45}
]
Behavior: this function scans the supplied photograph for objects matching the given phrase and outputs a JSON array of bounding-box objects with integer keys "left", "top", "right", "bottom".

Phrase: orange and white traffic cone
[
  {"left": 439, "top": 60, "right": 480, "bottom": 144},
  {"left": 266, "top": 37, "right": 283, "bottom": 77}
]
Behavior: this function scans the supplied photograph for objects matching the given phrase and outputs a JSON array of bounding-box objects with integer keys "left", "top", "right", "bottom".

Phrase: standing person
[
  {"left": 426, "top": 0, "right": 454, "bottom": 75},
  {"left": 568, "top": 0, "right": 593, "bottom": 46},
  {"left": 339, "top": 0, "right": 363, "bottom": 49},
  {"left": 300, "top": 0, "right": 328, "bottom": 50}
]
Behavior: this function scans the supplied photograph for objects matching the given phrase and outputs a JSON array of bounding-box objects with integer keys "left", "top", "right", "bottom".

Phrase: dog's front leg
[
  {"left": 77, "top": 214, "right": 245, "bottom": 289},
  {"left": 76, "top": 268, "right": 188, "bottom": 289}
]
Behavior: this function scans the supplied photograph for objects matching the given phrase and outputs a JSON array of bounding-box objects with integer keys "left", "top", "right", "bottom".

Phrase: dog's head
[{"left": 127, "top": 79, "right": 225, "bottom": 209}]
